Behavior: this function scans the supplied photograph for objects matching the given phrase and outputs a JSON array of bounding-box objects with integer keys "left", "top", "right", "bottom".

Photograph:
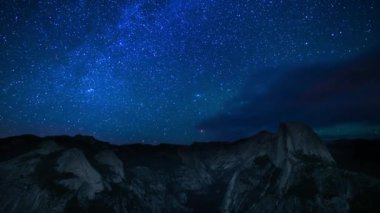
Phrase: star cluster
[{"left": 0, "top": 0, "right": 379, "bottom": 143}]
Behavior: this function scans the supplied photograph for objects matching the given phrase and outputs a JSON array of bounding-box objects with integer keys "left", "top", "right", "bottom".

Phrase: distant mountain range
[{"left": 0, "top": 122, "right": 379, "bottom": 212}]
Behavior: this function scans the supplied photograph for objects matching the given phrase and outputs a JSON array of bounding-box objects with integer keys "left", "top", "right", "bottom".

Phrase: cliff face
[{"left": 0, "top": 122, "right": 379, "bottom": 213}]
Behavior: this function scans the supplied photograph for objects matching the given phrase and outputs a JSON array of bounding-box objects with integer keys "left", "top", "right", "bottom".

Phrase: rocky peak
[
  {"left": 266, "top": 122, "right": 334, "bottom": 173},
  {"left": 276, "top": 122, "right": 334, "bottom": 163}
]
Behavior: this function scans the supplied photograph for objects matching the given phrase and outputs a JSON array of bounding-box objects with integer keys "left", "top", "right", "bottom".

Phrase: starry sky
[{"left": 0, "top": 0, "right": 379, "bottom": 144}]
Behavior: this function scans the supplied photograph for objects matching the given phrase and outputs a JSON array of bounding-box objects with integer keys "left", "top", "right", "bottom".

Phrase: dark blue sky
[{"left": 0, "top": 0, "right": 379, "bottom": 144}]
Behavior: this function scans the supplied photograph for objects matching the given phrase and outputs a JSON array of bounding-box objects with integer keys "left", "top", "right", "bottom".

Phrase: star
[{"left": 0, "top": 0, "right": 378, "bottom": 144}]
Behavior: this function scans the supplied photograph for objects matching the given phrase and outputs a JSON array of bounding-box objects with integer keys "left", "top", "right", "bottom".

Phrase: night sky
[{"left": 0, "top": 0, "right": 379, "bottom": 144}]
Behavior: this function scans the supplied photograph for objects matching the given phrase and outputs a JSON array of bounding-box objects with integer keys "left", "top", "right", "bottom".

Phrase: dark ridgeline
[
  {"left": 0, "top": 122, "right": 379, "bottom": 212},
  {"left": 327, "top": 139, "right": 380, "bottom": 179}
]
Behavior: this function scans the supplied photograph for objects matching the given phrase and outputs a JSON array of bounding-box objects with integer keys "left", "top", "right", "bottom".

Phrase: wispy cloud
[{"left": 197, "top": 48, "right": 380, "bottom": 140}]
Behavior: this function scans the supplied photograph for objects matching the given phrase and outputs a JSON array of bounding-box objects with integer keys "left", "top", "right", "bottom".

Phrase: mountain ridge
[{"left": 0, "top": 122, "right": 379, "bottom": 212}]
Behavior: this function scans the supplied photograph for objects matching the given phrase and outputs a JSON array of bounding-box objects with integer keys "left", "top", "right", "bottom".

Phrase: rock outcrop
[
  {"left": 94, "top": 150, "right": 125, "bottom": 184},
  {"left": 0, "top": 122, "right": 379, "bottom": 212},
  {"left": 275, "top": 122, "right": 334, "bottom": 163},
  {"left": 55, "top": 148, "right": 104, "bottom": 200}
]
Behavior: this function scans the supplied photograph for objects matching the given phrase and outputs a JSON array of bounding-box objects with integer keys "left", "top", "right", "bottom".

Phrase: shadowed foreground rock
[{"left": 0, "top": 122, "right": 379, "bottom": 212}]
